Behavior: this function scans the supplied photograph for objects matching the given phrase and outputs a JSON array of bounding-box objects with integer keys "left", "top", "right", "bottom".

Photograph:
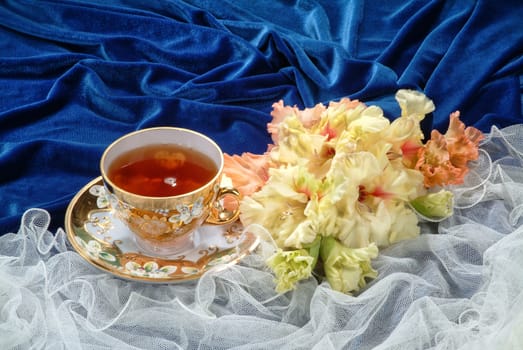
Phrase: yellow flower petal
[
  {"left": 320, "top": 237, "right": 379, "bottom": 294},
  {"left": 239, "top": 165, "right": 314, "bottom": 248},
  {"left": 395, "top": 89, "right": 435, "bottom": 120},
  {"left": 266, "top": 249, "right": 315, "bottom": 293}
]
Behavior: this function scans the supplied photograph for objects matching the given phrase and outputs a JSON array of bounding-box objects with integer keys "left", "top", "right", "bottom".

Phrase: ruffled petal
[
  {"left": 239, "top": 165, "right": 315, "bottom": 248},
  {"left": 223, "top": 152, "right": 271, "bottom": 197},
  {"left": 320, "top": 237, "right": 379, "bottom": 294},
  {"left": 395, "top": 89, "right": 435, "bottom": 119},
  {"left": 266, "top": 249, "right": 315, "bottom": 293}
]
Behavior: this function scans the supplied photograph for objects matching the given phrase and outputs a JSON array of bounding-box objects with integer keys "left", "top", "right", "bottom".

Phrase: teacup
[{"left": 100, "top": 127, "right": 241, "bottom": 256}]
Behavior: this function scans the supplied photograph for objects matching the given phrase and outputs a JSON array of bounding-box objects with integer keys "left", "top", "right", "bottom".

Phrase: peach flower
[
  {"left": 416, "top": 130, "right": 464, "bottom": 187},
  {"left": 223, "top": 152, "right": 271, "bottom": 197},
  {"left": 445, "top": 111, "right": 485, "bottom": 168},
  {"left": 416, "top": 112, "right": 484, "bottom": 187}
]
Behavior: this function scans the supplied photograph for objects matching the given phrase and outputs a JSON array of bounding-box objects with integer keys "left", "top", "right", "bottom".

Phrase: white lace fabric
[{"left": 1, "top": 125, "right": 523, "bottom": 349}]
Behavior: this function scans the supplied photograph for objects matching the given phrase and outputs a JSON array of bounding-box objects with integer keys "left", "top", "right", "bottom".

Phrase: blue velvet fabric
[{"left": 1, "top": 0, "right": 522, "bottom": 234}]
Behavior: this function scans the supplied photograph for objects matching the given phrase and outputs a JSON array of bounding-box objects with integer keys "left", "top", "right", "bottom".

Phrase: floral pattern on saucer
[
  {"left": 74, "top": 237, "right": 117, "bottom": 263},
  {"left": 124, "top": 261, "right": 178, "bottom": 278},
  {"left": 65, "top": 177, "right": 259, "bottom": 283}
]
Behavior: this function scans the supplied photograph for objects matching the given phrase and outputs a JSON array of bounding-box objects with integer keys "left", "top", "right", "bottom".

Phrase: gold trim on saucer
[{"left": 65, "top": 177, "right": 259, "bottom": 283}]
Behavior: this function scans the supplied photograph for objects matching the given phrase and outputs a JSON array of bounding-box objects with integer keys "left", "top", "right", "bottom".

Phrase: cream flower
[
  {"left": 323, "top": 98, "right": 366, "bottom": 131},
  {"left": 282, "top": 197, "right": 320, "bottom": 248},
  {"left": 270, "top": 115, "right": 327, "bottom": 167},
  {"left": 395, "top": 89, "right": 435, "bottom": 120},
  {"left": 266, "top": 248, "right": 315, "bottom": 293},
  {"left": 410, "top": 190, "right": 454, "bottom": 219},
  {"left": 384, "top": 201, "right": 421, "bottom": 245},
  {"left": 386, "top": 113, "right": 425, "bottom": 144},
  {"left": 268, "top": 100, "right": 297, "bottom": 144},
  {"left": 310, "top": 183, "right": 360, "bottom": 243},
  {"left": 239, "top": 165, "right": 320, "bottom": 248},
  {"left": 320, "top": 237, "right": 379, "bottom": 294},
  {"left": 346, "top": 105, "right": 390, "bottom": 137},
  {"left": 225, "top": 90, "right": 481, "bottom": 295},
  {"left": 307, "top": 98, "right": 367, "bottom": 147},
  {"left": 315, "top": 150, "right": 425, "bottom": 247},
  {"left": 384, "top": 115, "right": 425, "bottom": 168},
  {"left": 268, "top": 100, "right": 325, "bottom": 144}
]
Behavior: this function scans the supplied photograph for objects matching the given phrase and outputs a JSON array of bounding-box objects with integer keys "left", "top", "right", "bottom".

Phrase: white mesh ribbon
[{"left": 2, "top": 125, "right": 523, "bottom": 349}]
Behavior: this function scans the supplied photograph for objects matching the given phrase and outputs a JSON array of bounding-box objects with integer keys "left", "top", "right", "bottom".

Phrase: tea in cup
[{"left": 100, "top": 127, "right": 241, "bottom": 256}]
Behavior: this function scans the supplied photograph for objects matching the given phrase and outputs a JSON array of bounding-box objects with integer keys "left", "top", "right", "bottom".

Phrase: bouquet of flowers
[{"left": 223, "top": 90, "right": 484, "bottom": 294}]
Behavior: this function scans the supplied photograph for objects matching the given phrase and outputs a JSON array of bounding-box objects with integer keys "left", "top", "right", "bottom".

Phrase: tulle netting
[{"left": 1, "top": 125, "right": 523, "bottom": 349}]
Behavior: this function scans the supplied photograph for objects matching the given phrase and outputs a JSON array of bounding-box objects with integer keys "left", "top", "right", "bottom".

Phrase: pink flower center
[
  {"left": 358, "top": 185, "right": 393, "bottom": 202},
  {"left": 322, "top": 123, "right": 337, "bottom": 141}
]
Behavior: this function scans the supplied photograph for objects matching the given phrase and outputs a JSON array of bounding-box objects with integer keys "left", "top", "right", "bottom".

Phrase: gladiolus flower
[
  {"left": 445, "top": 111, "right": 484, "bottom": 168},
  {"left": 320, "top": 237, "right": 379, "bottom": 294},
  {"left": 223, "top": 152, "right": 270, "bottom": 197},
  {"left": 416, "top": 112, "right": 484, "bottom": 187},
  {"left": 239, "top": 165, "right": 319, "bottom": 248},
  {"left": 266, "top": 248, "right": 315, "bottom": 293},
  {"left": 224, "top": 89, "right": 480, "bottom": 294},
  {"left": 410, "top": 190, "right": 454, "bottom": 219}
]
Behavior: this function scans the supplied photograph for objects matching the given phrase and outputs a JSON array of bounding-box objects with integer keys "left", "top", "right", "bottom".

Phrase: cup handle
[{"left": 205, "top": 187, "right": 241, "bottom": 225}]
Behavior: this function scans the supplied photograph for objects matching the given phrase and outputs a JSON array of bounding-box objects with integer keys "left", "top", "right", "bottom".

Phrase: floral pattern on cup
[
  {"left": 168, "top": 197, "right": 204, "bottom": 225},
  {"left": 89, "top": 184, "right": 206, "bottom": 235}
]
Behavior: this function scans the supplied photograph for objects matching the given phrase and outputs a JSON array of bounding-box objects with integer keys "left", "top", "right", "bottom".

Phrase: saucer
[{"left": 65, "top": 177, "right": 260, "bottom": 283}]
